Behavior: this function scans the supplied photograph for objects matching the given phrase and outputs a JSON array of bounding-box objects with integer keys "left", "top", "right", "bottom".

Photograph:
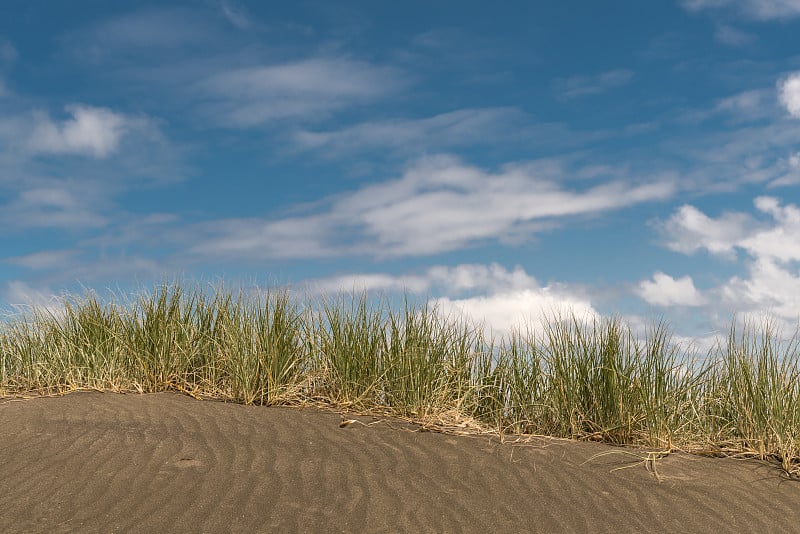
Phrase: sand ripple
[{"left": 2, "top": 392, "right": 798, "bottom": 533}]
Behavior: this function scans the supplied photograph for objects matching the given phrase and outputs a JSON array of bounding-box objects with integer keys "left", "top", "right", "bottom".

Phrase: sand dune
[{"left": 1, "top": 392, "right": 798, "bottom": 533}]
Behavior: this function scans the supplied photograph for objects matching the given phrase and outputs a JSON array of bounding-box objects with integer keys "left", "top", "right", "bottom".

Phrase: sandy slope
[{"left": 1, "top": 392, "right": 798, "bottom": 533}]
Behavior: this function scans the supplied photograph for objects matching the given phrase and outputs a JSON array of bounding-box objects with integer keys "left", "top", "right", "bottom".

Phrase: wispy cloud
[
  {"left": 294, "top": 107, "right": 526, "bottom": 155},
  {"left": 64, "top": 7, "right": 217, "bottom": 60},
  {"left": 310, "top": 263, "right": 541, "bottom": 296},
  {"left": 1, "top": 187, "right": 108, "bottom": 229},
  {"left": 219, "top": 0, "right": 252, "bottom": 29},
  {"left": 715, "top": 89, "right": 774, "bottom": 120},
  {"left": 4, "top": 250, "right": 77, "bottom": 270},
  {"left": 553, "top": 69, "right": 634, "bottom": 99},
  {"left": 192, "top": 154, "right": 675, "bottom": 259},
  {"left": 294, "top": 109, "right": 632, "bottom": 160},
  {"left": 0, "top": 39, "right": 17, "bottom": 98},
  {"left": 190, "top": 214, "right": 339, "bottom": 259},
  {"left": 660, "top": 77, "right": 800, "bottom": 190},
  {"left": 1, "top": 280, "right": 65, "bottom": 316},
  {"left": 714, "top": 24, "right": 757, "bottom": 46},
  {"left": 199, "top": 58, "right": 404, "bottom": 126},
  {"left": 683, "top": 0, "right": 800, "bottom": 20},
  {"left": 0, "top": 39, "right": 16, "bottom": 65}
]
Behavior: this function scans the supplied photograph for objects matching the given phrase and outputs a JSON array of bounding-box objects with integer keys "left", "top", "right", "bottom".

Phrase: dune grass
[{"left": 1, "top": 282, "right": 798, "bottom": 477}]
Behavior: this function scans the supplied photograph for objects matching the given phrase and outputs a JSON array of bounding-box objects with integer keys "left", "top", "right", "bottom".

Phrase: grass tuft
[{"left": 2, "top": 282, "right": 799, "bottom": 477}]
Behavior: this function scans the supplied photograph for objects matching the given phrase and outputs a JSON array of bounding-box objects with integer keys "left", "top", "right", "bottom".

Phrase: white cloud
[
  {"left": 339, "top": 155, "right": 673, "bottom": 256},
  {"left": 189, "top": 212, "right": 347, "bottom": 259},
  {"left": 637, "top": 272, "right": 706, "bottom": 307},
  {"left": 294, "top": 108, "right": 525, "bottom": 154},
  {"left": 434, "top": 290, "right": 597, "bottom": 338},
  {"left": 714, "top": 24, "right": 757, "bottom": 46},
  {"left": 307, "top": 263, "right": 597, "bottom": 337},
  {"left": 683, "top": 0, "right": 730, "bottom": 10},
  {"left": 554, "top": 69, "right": 634, "bottom": 99},
  {"left": 4, "top": 250, "right": 77, "bottom": 270},
  {"left": 311, "top": 263, "right": 539, "bottom": 296},
  {"left": 27, "top": 105, "right": 128, "bottom": 158},
  {"left": 719, "top": 258, "right": 800, "bottom": 320},
  {"left": 714, "top": 89, "right": 773, "bottom": 120},
  {"left": 199, "top": 58, "right": 403, "bottom": 126},
  {"left": 779, "top": 72, "right": 800, "bottom": 118},
  {"left": 773, "top": 152, "right": 800, "bottom": 186},
  {"left": 661, "top": 204, "right": 754, "bottom": 258},
  {"left": 1, "top": 281, "right": 65, "bottom": 318},
  {"left": 1, "top": 187, "right": 108, "bottom": 229},
  {"left": 193, "top": 155, "right": 674, "bottom": 260},
  {"left": 0, "top": 39, "right": 16, "bottom": 65},
  {"left": 738, "top": 196, "right": 800, "bottom": 262},
  {"left": 69, "top": 8, "right": 214, "bottom": 54},
  {"left": 660, "top": 198, "right": 800, "bottom": 326},
  {"left": 219, "top": 0, "right": 251, "bottom": 29},
  {"left": 683, "top": 0, "right": 800, "bottom": 20}
]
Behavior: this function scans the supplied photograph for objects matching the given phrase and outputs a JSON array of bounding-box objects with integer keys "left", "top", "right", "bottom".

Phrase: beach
[{"left": 2, "top": 391, "right": 798, "bottom": 533}]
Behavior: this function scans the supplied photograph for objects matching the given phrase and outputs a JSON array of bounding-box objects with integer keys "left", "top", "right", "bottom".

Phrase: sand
[{"left": 1, "top": 392, "right": 798, "bottom": 533}]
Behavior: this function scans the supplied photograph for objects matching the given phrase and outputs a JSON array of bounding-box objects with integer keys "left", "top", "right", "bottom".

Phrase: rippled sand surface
[{"left": 2, "top": 392, "right": 799, "bottom": 533}]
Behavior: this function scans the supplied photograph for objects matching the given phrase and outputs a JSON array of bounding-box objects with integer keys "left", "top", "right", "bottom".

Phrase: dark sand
[{"left": 2, "top": 392, "right": 799, "bottom": 533}]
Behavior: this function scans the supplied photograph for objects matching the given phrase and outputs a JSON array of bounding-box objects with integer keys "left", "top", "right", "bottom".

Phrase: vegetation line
[{"left": 2, "top": 282, "right": 798, "bottom": 477}]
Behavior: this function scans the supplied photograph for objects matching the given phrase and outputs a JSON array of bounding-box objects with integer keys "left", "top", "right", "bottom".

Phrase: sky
[{"left": 1, "top": 0, "right": 799, "bottom": 349}]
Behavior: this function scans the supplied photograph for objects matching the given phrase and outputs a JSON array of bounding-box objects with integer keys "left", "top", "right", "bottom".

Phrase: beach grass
[{"left": 1, "top": 282, "right": 798, "bottom": 476}]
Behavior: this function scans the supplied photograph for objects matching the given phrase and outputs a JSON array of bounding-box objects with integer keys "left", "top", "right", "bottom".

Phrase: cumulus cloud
[
  {"left": 553, "top": 69, "right": 634, "bottom": 99},
  {"left": 27, "top": 105, "right": 128, "bottom": 158},
  {"left": 660, "top": 204, "right": 759, "bottom": 258},
  {"left": 779, "top": 72, "right": 800, "bottom": 118},
  {"left": 660, "top": 197, "right": 800, "bottom": 326},
  {"left": 738, "top": 197, "right": 800, "bottom": 262},
  {"left": 719, "top": 258, "right": 800, "bottom": 319},
  {"left": 308, "top": 263, "right": 597, "bottom": 337},
  {"left": 434, "top": 290, "right": 597, "bottom": 338},
  {"left": 665, "top": 196, "right": 800, "bottom": 264},
  {"left": 637, "top": 272, "right": 706, "bottom": 307},
  {"left": 199, "top": 58, "right": 403, "bottom": 126},
  {"left": 192, "top": 155, "right": 674, "bottom": 259}
]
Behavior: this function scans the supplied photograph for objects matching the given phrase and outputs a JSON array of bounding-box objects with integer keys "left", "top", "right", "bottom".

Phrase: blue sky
[{"left": 1, "top": 0, "right": 799, "bottom": 348}]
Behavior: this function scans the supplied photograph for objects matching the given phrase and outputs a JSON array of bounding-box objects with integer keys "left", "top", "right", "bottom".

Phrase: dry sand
[{"left": 1, "top": 392, "right": 799, "bottom": 533}]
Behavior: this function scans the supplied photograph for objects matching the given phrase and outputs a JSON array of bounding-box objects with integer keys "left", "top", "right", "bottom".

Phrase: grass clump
[{"left": 1, "top": 282, "right": 799, "bottom": 477}]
